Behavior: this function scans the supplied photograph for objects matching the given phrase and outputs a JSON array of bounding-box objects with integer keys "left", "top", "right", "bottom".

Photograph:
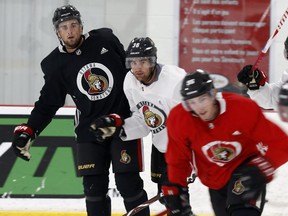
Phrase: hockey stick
[
  {"left": 123, "top": 193, "right": 162, "bottom": 216},
  {"left": 122, "top": 173, "right": 197, "bottom": 216},
  {"left": 253, "top": 7, "right": 288, "bottom": 69},
  {"left": 155, "top": 209, "right": 168, "bottom": 216},
  {"left": 249, "top": 7, "right": 288, "bottom": 89}
]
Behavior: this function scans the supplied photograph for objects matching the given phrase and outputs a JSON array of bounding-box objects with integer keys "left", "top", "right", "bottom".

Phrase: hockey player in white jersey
[
  {"left": 278, "top": 80, "right": 288, "bottom": 122},
  {"left": 237, "top": 36, "right": 288, "bottom": 110},
  {"left": 90, "top": 37, "right": 195, "bottom": 215}
]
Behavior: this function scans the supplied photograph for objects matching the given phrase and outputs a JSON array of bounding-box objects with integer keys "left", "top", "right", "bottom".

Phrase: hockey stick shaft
[
  {"left": 123, "top": 193, "right": 161, "bottom": 216},
  {"left": 122, "top": 174, "right": 197, "bottom": 216},
  {"left": 252, "top": 7, "right": 288, "bottom": 70},
  {"left": 248, "top": 7, "right": 288, "bottom": 89}
]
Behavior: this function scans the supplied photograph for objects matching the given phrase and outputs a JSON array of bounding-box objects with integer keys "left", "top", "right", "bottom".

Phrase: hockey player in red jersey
[{"left": 162, "top": 70, "right": 288, "bottom": 216}]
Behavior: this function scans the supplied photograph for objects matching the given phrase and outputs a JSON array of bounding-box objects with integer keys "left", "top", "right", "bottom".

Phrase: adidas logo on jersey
[
  {"left": 101, "top": 47, "right": 108, "bottom": 54},
  {"left": 232, "top": 130, "right": 241, "bottom": 135}
]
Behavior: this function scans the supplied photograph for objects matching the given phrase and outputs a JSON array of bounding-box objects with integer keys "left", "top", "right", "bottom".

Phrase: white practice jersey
[
  {"left": 247, "top": 68, "right": 288, "bottom": 110},
  {"left": 121, "top": 64, "right": 186, "bottom": 153}
]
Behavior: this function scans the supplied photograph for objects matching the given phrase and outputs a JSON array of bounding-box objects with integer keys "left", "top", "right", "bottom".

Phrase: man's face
[
  {"left": 56, "top": 19, "right": 83, "bottom": 50},
  {"left": 129, "top": 57, "right": 154, "bottom": 83},
  {"left": 184, "top": 93, "right": 217, "bottom": 121}
]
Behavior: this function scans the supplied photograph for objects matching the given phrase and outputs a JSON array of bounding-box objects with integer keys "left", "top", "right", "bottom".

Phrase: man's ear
[
  {"left": 211, "top": 88, "right": 217, "bottom": 97},
  {"left": 55, "top": 30, "right": 61, "bottom": 40}
]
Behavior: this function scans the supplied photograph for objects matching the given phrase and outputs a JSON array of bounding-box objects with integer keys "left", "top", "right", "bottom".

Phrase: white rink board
[{"left": 0, "top": 107, "right": 288, "bottom": 215}]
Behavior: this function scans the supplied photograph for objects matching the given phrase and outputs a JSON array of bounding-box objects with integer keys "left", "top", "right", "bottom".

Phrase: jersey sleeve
[
  {"left": 122, "top": 115, "right": 150, "bottom": 140},
  {"left": 121, "top": 73, "right": 150, "bottom": 140},
  {"left": 170, "top": 67, "right": 186, "bottom": 106},
  {"left": 247, "top": 69, "right": 288, "bottom": 110},
  {"left": 244, "top": 100, "right": 288, "bottom": 169},
  {"left": 165, "top": 106, "right": 193, "bottom": 187},
  {"left": 27, "top": 56, "right": 67, "bottom": 134}
]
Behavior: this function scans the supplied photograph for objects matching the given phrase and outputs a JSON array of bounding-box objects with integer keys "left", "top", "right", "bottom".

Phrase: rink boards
[{"left": 0, "top": 212, "right": 213, "bottom": 216}]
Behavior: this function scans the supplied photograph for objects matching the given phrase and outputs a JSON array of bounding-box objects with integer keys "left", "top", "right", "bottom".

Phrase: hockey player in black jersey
[{"left": 11, "top": 4, "right": 149, "bottom": 216}]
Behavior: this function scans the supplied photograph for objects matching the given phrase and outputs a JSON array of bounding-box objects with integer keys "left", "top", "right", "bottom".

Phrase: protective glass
[
  {"left": 125, "top": 57, "right": 156, "bottom": 69},
  {"left": 182, "top": 94, "right": 212, "bottom": 112},
  {"left": 58, "top": 21, "right": 81, "bottom": 32}
]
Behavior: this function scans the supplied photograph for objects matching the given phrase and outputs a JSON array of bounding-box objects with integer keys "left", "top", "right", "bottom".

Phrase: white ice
[{"left": 0, "top": 112, "right": 288, "bottom": 215}]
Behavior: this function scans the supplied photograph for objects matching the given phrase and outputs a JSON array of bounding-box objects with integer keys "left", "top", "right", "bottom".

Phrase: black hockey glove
[
  {"left": 237, "top": 65, "right": 267, "bottom": 90},
  {"left": 90, "top": 114, "right": 124, "bottom": 142},
  {"left": 161, "top": 183, "right": 193, "bottom": 216},
  {"left": 229, "top": 156, "right": 275, "bottom": 207},
  {"left": 12, "top": 123, "right": 35, "bottom": 161},
  {"left": 248, "top": 155, "right": 275, "bottom": 183}
]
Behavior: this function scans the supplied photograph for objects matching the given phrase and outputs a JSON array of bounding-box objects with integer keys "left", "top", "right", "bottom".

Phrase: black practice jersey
[{"left": 27, "top": 28, "right": 130, "bottom": 142}]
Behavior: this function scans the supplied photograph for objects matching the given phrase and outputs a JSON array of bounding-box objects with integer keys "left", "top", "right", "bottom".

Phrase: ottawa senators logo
[
  {"left": 84, "top": 70, "right": 108, "bottom": 94},
  {"left": 212, "top": 147, "right": 234, "bottom": 162},
  {"left": 77, "top": 63, "right": 114, "bottom": 101},
  {"left": 232, "top": 180, "right": 245, "bottom": 195},
  {"left": 135, "top": 102, "right": 167, "bottom": 135},
  {"left": 143, "top": 106, "right": 162, "bottom": 128},
  {"left": 120, "top": 150, "right": 131, "bottom": 164},
  {"left": 202, "top": 141, "right": 242, "bottom": 166}
]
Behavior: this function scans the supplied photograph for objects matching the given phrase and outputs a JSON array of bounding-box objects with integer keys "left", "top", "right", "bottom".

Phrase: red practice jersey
[{"left": 166, "top": 92, "right": 288, "bottom": 189}]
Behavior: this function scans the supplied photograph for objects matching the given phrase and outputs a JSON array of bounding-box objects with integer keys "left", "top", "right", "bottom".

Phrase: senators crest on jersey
[
  {"left": 143, "top": 106, "right": 162, "bottom": 128},
  {"left": 77, "top": 62, "right": 114, "bottom": 101},
  {"left": 232, "top": 180, "right": 245, "bottom": 195},
  {"left": 120, "top": 150, "right": 131, "bottom": 164},
  {"left": 136, "top": 102, "right": 167, "bottom": 134},
  {"left": 202, "top": 141, "right": 242, "bottom": 166},
  {"left": 84, "top": 71, "right": 108, "bottom": 94}
]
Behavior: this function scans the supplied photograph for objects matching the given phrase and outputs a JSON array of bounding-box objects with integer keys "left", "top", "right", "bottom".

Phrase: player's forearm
[{"left": 121, "top": 117, "right": 150, "bottom": 140}]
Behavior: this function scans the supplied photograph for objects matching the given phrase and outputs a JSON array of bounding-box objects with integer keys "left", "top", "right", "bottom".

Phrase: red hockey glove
[
  {"left": 237, "top": 65, "right": 267, "bottom": 90},
  {"left": 161, "top": 184, "right": 193, "bottom": 216},
  {"left": 248, "top": 155, "right": 275, "bottom": 183},
  {"left": 90, "top": 114, "right": 124, "bottom": 142},
  {"left": 12, "top": 124, "right": 35, "bottom": 161}
]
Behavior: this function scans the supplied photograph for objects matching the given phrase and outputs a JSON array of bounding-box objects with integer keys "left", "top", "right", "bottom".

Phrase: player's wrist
[{"left": 248, "top": 155, "right": 274, "bottom": 183}]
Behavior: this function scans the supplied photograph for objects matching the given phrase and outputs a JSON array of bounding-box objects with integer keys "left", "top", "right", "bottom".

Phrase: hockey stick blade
[{"left": 123, "top": 193, "right": 162, "bottom": 216}]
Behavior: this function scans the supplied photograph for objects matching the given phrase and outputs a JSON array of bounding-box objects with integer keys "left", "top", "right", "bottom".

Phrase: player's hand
[
  {"left": 161, "top": 183, "right": 193, "bottom": 216},
  {"left": 90, "top": 114, "right": 124, "bottom": 142},
  {"left": 237, "top": 65, "right": 267, "bottom": 90},
  {"left": 12, "top": 124, "right": 35, "bottom": 161},
  {"left": 248, "top": 155, "right": 274, "bottom": 183}
]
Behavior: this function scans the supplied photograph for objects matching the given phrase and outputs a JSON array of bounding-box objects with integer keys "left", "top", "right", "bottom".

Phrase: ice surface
[{"left": 0, "top": 112, "right": 288, "bottom": 215}]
